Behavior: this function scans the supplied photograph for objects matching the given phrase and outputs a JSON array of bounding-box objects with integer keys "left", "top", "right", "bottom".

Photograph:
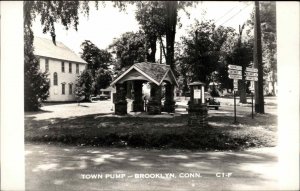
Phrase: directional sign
[
  {"left": 228, "top": 65, "right": 242, "bottom": 70},
  {"left": 245, "top": 72, "right": 258, "bottom": 77},
  {"left": 233, "top": 79, "right": 238, "bottom": 91},
  {"left": 228, "top": 69, "right": 242, "bottom": 75},
  {"left": 246, "top": 76, "right": 258, "bottom": 81},
  {"left": 229, "top": 74, "right": 242, "bottom": 80},
  {"left": 246, "top": 67, "right": 258, "bottom": 72}
]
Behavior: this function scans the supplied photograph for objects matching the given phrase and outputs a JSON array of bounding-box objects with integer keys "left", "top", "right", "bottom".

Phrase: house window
[
  {"left": 53, "top": 72, "right": 58, "bottom": 85},
  {"left": 45, "top": 59, "right": 49, "bottom": 72},
  {"left": 76, "top": 63, "right": 79, "bottom": 74},
  {"left": 61, "top": 61, "right": 65, "bottom": 72},
  {"left": 69, "top": 62, "right": 72, "bottom": 73},
  {"left": 62, "top": 83, "right": 65, "bottom": 95},
  {"left": 69, "top": 84, "right": 73, "bottom": 95}
]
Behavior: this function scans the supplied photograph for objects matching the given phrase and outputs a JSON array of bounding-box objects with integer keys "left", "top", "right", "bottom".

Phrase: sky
[{"left": 32, "top": 1, "right": 254, "bottom": 55}]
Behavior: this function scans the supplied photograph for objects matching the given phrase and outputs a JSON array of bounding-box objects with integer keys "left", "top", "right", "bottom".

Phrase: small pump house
[{"left": 110, "top": 62, "right": 178, "bottom": 115}]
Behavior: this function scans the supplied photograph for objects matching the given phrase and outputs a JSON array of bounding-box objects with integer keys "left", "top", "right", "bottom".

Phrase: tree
[
  {"left": 245, "top": 1, "right": 277, "bottom": 95},
  {"left": 75, "top": 69, "right": 94, "bottom": 102},
  {"left": 179, "top": 20, "right": 235, "bottom": 87},
  {"left": 80, "top": 40, "right": 112, "bottom": 76},
  {"left": 24, "top": 2, "right": 50, "bottom": 111},
  {"left": 109, "top": 31, "right": 149, "bottom": 70},
  {"left": 260, "top": 2, "right": 277, "bottom": 95},
  {"left": 135, "top": 2, "right": 166, "bottom": 63},
  {"left": 74, "top": 75, "right": 85, "bottom": 106},
  {"left": 135, "top": 1, "right": 197, "bottom": 68},
  {"left": 80, "top": 40, "right": 113, "bottom": 94},
  {"left": 94, "top": 68, "right": 112, "bottom": 95}
]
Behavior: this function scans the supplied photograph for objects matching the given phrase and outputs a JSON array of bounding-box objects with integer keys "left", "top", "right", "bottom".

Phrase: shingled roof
[
  {"left": 111, "top": 62, "right": 178, "bottom": 86},
  {"left": 33, "top": 37, "right": 87, "bottom": 64}
]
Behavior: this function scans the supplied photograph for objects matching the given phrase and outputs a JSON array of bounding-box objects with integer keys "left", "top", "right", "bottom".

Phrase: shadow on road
[{"left": 25, "top": 143, "right": 278, "bottom": 191}]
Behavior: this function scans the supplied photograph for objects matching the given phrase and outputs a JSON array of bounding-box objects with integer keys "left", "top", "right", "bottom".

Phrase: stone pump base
[
  {"left": 115, "top": 100, "right": 128, "bottom": 115},
  {"left": 187, "top": 104, "right": 208, "bottom": 127}
]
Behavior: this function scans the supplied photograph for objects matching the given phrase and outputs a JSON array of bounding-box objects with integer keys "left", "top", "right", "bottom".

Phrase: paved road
[{"left": 25, "top": 143, "right": 279, "bottom": 191}]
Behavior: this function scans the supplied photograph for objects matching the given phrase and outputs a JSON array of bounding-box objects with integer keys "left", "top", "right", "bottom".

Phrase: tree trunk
[
  {"left": 148, "top": 35, "right": 157, "bottom": 63},
  {"left": 164, "top": 1, "right": 178, "bottom": 70}
]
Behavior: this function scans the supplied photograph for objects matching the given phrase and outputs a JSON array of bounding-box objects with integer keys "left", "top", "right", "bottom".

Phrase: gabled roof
[
  {"left": 33, "top": 37, "right": 87, "bottom": 64},
  {"left": 110, "top": 62, "right": 178, "bottom": 86}
]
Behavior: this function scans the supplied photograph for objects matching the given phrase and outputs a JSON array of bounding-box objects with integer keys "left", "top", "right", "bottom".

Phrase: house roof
[
  {"left": 110, "top": 62, "right": 178, "bottom": 86},
  {"left": 33, "top": 37, "right": 87, "bottom": 64}
]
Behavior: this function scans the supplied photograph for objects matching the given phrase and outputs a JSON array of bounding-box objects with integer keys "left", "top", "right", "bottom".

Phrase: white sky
[{"left": 32, "top": 1, "right": 254, "bottom": 55}]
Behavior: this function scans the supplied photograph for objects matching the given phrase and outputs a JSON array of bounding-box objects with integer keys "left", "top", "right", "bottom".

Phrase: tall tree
[
  {"left": 246, "top": 1, "right": 277, "bottom": 96},
  {"left": 135, "top": 1, "right": 196, "bottom": 68},
  {"left": 80, "top": 40, "right": 113, "bottom": 94},
  {"left": 135, "top": 2, "right": 166, "bottom": 62},
  {"left": 260, "top": 1, "right": 277, "bottom": 95},
  {"left": 180, "top": 20, "right": 235, "bottom": 87}
]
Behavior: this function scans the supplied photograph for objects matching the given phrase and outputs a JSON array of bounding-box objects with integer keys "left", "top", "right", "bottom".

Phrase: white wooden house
[{"left": 33, "top": 37, "right": 87, "bottom": 101}]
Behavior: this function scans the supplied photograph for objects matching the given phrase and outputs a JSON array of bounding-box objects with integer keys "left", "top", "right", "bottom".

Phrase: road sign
[
  {"left": 233, "top": 79, "right": 238, "bottom": 91},
  {"left": 229, "top": 74, "right": 242, "bottom": 80},
  {"left": 246, "top": 76, "right": 258, "bottom": 81},
  {"left": 228, "top": 69, "right": 242, "bottom": 75},
  {"left": 249, "top": 81, "right": 255, "bottom": 91},
  {"left": 246, "top": 67, "right": 258, "bottom": 72},
  {"left": 228, "top": 65, "right": 242, "bottom": 70},
  {"left": 245, "top": 72, "right": 258, "bottom": 77}
]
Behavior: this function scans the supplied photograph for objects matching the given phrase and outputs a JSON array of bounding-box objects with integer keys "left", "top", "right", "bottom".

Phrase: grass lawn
[{"left": 25, "top": 101, "right": 277, "bottom": 151}]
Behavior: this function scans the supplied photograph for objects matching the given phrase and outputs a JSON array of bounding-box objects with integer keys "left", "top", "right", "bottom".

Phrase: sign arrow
[
  {"left": 246, "top": 67, "right": 258, "bottom": 72},
  {"left": 229, "top": 74, "right": 242, "bottom": 80},
  {"left": 246, "top": 76, "right": 258, "bottom": 81},
  {"left": 228, "top": 65, "right": 242, "bottom": 70},
  {"left": 228, "top": 70, "right": 242, "bottom": 75},
  {"left": 245, "top": 72, "right": 258, "bottom": 77}
]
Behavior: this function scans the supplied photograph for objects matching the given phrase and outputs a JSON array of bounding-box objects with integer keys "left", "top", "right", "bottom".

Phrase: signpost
[
  {"left": 233, "top": 79, "right": 238, "bottom": 91},
  {"left": 228, "top": 65, "right": 243, "bottom": 123},
  {"left": 245, "top": 67, "right": 258, "bottom": 119},
  {"left": 227, "top": 65, "right": 258, "bottom": 121}
]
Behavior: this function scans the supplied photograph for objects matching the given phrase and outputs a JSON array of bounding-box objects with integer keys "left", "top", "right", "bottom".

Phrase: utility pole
[{"left": 253, "top": 1, "right": 264, "bottom": 113}]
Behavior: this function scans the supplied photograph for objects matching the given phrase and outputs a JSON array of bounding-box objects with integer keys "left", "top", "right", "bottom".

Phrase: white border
[{"left": 1, "top": 1, "right": 25, "bottom": 190}]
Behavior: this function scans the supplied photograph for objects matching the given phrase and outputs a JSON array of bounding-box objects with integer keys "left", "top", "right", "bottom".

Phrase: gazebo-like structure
[{"left": 110, "top": 62, "right": 178, "bottom": 115}]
